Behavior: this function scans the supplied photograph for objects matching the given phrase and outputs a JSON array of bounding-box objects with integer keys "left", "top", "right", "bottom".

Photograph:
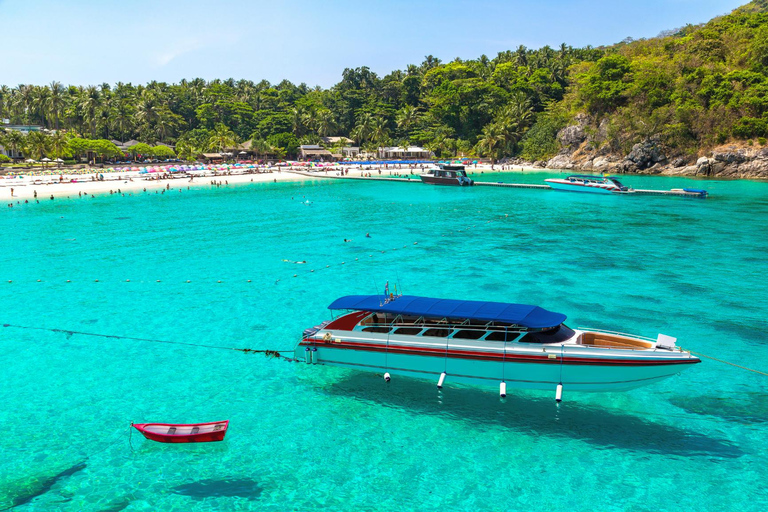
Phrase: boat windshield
[
  {"left": 609, "top": 178, "right": 625, "bottom": 188},
  {"left": 519, "top": 324, "right": 575, "bottom": 344}
]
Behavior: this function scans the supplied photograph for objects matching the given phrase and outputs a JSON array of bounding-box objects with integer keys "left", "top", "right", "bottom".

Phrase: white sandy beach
[{"left": 1, "top": 163, "right": 532, "bottom": 203}]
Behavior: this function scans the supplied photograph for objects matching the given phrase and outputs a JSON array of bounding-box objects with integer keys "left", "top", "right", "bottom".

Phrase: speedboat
[
  {"left": 297, "top": 295, "right": 700, "bottom": 400},
  {"left": 420, "top": 164, "right": 473, "bottom": 186},
  {"left": 545, "top": 174, "right": 630, "bottom": 194}
]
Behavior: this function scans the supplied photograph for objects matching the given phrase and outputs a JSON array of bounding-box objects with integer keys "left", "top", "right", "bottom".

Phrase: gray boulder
[{"left": 625, "top": 139, "right": 665, "bottom": 169}]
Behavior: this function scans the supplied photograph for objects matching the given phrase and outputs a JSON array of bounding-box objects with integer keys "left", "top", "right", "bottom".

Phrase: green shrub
[{"left": 0, "top": 154, "right": 11, "bottom": 164}]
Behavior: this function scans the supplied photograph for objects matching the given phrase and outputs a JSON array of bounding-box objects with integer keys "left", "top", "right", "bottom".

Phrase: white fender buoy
[
  {"left": 437, "top": 372, "right": 446, "bottom": 389},
  {"left": 556, "top": 383, "right": 563, "bottom": 402},
  {"left": 304, "top": 347, "right": 312, "bottom": 364},
  {"left": 500, "top": 382, "right": 507, "bottom": 398},
  {"left": 384, "top": 372, "right": 391, "bottom": 382}
]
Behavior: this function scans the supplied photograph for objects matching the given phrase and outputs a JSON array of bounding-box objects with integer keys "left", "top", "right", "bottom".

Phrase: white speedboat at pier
[
  {"left": 545, "top": 174, "right": 630, "bottom": 194},
  {"left": 297, "top": 295, "right": 700, "bottom": 400}
]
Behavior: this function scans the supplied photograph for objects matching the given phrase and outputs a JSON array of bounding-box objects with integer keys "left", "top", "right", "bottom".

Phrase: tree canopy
[{"left": 2, "top": 1, "right": 768, "bottom": 162}]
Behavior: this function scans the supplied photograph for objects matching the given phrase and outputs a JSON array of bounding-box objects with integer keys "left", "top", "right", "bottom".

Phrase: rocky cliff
[{"left": 518, "top": 116, "right": 768, "bottom": 179}]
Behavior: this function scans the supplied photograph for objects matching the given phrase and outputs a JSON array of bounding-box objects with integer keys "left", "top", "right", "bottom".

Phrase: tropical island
[{"left": 2, "top": 0, "right": 768, "bottom": 178}]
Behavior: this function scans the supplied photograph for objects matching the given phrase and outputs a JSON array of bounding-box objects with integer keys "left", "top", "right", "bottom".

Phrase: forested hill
[{"left": 2, "top": 1, "right": 768, "bottom": 170}]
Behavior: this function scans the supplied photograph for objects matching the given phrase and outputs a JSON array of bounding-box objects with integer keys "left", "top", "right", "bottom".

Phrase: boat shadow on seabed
[{"left": 319, "top": 373, "right": 743, "bottom": 459}]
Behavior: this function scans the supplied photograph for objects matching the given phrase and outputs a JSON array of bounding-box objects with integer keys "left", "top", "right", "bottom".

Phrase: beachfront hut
[
  {"left": 299, "top": 145, "right": 335, "bottom": 161},
  {"left": 320, "top": 136, "right": 354, "bottom": 146},
  {"left": 200, "top": 153, "right": 224, "bottom": 164},
  {"left": 378, "top": 146, "right": 433, "bottom": 160}
]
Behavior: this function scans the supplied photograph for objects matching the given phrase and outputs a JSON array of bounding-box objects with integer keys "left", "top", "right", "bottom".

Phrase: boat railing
[{"left": 577, "top": 326, "right": 656, "bottom": 342}]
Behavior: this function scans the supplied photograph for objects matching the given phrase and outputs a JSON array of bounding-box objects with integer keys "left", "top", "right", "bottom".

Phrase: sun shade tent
[{"left": 328, "top": 295, "right": 567, "bottom": 329}]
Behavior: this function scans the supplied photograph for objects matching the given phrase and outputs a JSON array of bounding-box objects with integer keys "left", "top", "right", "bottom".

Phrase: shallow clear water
[{"left": 1, "top": 171, "right": 767, "bottom": 511}]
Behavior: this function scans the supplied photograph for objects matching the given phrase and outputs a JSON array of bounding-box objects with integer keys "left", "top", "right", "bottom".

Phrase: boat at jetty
[
  {"left": 132, "top": 420, "right": 229, "bottom": 443},
  {"left": 545, "top": 174, "right": 630, "bottom": 194},
  {"left": 420, "top": 164, "right": 474, "bottom": 186},
  {"left": 297, "top": 295, "right": 700, "bottom": 399}
]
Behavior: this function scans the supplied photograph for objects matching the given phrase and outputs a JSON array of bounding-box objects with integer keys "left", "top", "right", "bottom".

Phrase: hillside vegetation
[{"left": 1, "top": 1, "right": 767, "bottom": 163}]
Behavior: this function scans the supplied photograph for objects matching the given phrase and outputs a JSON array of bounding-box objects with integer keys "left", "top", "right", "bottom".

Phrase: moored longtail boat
[
  {"left": 132, "top": 420, "right": 229, "bottom": 443},
  {"left": 297, "top": 295, "right": 700, "bottom": 399}
]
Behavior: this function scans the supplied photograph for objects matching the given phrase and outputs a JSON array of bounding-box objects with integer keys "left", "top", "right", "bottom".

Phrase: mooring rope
[
  {"left": 1, "top": 323, "right": 297, "bottom": 360},
  {"left": 687, "top": 349, "right": 768, "bottom": 377}
]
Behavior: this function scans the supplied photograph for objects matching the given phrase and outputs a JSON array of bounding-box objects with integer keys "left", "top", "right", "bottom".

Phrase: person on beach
[{"left": 33, "top": 190, "right": 37, "bottom": 198}]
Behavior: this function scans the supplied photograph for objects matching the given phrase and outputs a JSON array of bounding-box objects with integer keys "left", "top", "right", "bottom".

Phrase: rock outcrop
[{"left": 533, "top": 121, "right": 768, "bottom": 178}]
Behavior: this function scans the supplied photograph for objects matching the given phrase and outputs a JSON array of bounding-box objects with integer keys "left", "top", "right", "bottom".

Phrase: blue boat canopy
[{"left": 328, "top": 295, "right": 566, "bottom": 329}]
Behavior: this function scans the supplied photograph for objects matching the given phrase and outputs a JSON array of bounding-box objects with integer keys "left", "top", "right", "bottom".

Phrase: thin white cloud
[{"left": 153, "top": 38, "right": 205, "bottom": 68}]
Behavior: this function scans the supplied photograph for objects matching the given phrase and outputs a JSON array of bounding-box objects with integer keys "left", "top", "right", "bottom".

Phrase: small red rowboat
[{"left": 132, "top": 420, "right": 229, "bottom": 443}]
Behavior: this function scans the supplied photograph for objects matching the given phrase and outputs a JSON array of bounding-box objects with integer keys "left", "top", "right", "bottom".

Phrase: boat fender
[
  {"left": 437, "top": 372, "right": 446, "bottom": 389},
  {"left": 384, "top": 372, "right": 391, "bottom": 382},
  {"left": 304, "top": 347, "right": 312, "bottom": 364},
  {"left": 499, "top": 382, "right": 507, "bottom": 398},
  {"left": 556, "top": 383, "right": 563, "bottom": 402}
]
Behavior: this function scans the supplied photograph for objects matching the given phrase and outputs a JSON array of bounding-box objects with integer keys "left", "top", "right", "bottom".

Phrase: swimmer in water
[{"left": 366, "top": 233, "right": 371, "bottom": 238}]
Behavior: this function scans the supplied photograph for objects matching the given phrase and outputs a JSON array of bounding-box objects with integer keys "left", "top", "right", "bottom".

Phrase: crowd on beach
[{"left": 2, "top": 160, "right": 528, "bottom": 207}]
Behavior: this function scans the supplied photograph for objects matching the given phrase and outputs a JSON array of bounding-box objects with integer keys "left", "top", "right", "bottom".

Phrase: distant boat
[
  {"left": 420, "top": 164, "right": 474, "bottom": 186},
  {"left": 545, "top": 174, "right": 630, "bottom": 194},
  {"left": 132, "top": 420, "right": 229, "bottom": 443}
]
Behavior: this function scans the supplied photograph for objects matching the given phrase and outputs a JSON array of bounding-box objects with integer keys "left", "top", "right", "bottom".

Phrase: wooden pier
[{"left": 285, "top": 171, "right": 707, "bottom": 198}]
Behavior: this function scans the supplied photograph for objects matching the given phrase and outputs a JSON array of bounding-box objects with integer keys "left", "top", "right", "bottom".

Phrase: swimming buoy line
[{"left": 1, "top": 324, "right": 298, "bottom": 361}]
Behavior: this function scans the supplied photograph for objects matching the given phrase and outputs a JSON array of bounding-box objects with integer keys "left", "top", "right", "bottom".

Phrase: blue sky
[{"left": 1, "top": 0, "right": 747, "bottom": 88}]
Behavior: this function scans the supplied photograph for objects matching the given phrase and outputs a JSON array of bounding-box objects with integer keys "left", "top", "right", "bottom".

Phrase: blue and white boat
[
  {"left": 297, "top": 295, "right": 700, "bottom": 399},
  {"left": 545, "top": 174, "right": 630, "bottom": 194}
]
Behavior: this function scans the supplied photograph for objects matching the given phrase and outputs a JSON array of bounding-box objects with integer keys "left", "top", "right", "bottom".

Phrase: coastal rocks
[
  {"left": 712, "top": 150, "right": 748, "bottom": 164},
  {"left": 546, "top": 154, "right": 572, "bottom": 169},
  {"left": 696, "top": 157, "right": 711, "bottom": 175},
  {"left": 557, "top": 116, "right": 588, "bottom": 150},
  {"left": 624, "top": 139, "right": 665, "bottom": 170}
]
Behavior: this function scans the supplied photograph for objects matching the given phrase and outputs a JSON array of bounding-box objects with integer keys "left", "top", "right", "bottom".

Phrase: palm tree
[
  {"left": 354, "top": 112, "right": 374, "bottom": 143},
  {"left": 1, "top": 129, "right": 25, "bottom": 159},
  {"left": 49, "top": 131, "right": 70, "bottom": 165},
  {"left": 24, "top": 131, "right": 51, "bottom": 161},
  {"left": 207, "top": 123, "right": 237, "bottom": 152},
  {"left": 47, "top": 81, "right": 66, "bottom": 131},
  {"left": 315, "top": 110, "right": 335, "bottom": 137},
  {"left": 396, "top": 105, "right": 420, "bottom": 134},
  {"left": 250, "top": 138, "right": 272, "bottom": 159},
  {"left": 80, "top": 85, "right": 101, "bottom": 137},
  {"left": 476, "top": 124, "right": 504, "bottom": 163},
  {"left": 370, "top": 117, "right": 390, "bottom": 147},
  {"left": 0, "top": 85, "right": 10, "bottom": 120},
  {"left": 291, "top": 107, "right": 307, "bottom": 136}
]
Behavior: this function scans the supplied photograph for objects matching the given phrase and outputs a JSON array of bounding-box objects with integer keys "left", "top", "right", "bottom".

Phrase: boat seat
[
  {"left": 167, "top": 427, "right": 177, "bottom": 434},
  {"left": 191, "top": 427, "right": 200, "bottom": 434},
  {"left": 580, "top": 332, "right": 652, "bottom": 349},
  {"left": 213, "top": 424, "right": 223, "bottom": 431}
]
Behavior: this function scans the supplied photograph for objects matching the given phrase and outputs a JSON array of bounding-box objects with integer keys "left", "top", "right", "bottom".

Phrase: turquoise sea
[{"left": 1, "top": 170, "right": 767, "bottom": 511}]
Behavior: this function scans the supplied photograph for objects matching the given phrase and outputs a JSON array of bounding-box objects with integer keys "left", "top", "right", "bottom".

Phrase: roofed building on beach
[
  {"left": 378, "top": 146, "right": 432, "bottom": 160},
  {"left": 199, "top": 153, "right": 224, "bottom": 163},
  {"left": 299, "top": 144, "right": 335, "bottom": 161},
  {"left": 320, "top": 136, "right": 354, "bottom": 146}
]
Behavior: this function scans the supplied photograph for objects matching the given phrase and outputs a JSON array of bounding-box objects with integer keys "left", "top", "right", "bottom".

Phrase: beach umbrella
[
  {"left": 25, "top": 158, "right": 37, "bottom": 163},
  {"left": 41, "top": 157, "right": 51, "bottom": 162}
]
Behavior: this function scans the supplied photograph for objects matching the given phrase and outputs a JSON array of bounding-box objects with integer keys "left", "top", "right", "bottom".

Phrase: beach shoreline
[{"left": 1, "top": 163, "right": 533, "bottom": 202}]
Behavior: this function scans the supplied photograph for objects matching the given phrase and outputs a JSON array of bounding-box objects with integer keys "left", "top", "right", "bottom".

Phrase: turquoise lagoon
[{"left": 1, "top": 171, "right": 767, "bottom": 511}]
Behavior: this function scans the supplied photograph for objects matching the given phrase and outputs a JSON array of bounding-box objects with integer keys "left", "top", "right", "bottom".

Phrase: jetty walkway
[{"left": 285, "top": 170, "right": 707, "bottom": 198}]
